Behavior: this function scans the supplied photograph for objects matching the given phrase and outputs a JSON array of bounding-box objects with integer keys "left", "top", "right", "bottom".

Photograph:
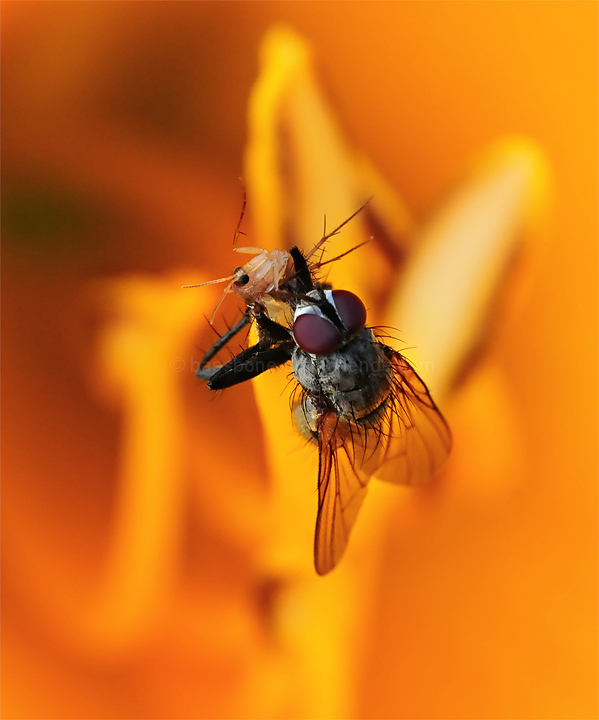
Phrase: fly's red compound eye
[
  {"left": 293, "top": 290, "right": 367, "bottom": 355},
  {"left": 293, "top": 311, "right": 343, "bottom": 355},
  {"left": 331, "top": 290, "right": 367, "bottom": 335}
]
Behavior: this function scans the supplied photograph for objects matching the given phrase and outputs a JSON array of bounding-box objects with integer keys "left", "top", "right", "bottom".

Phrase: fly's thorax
[{"left": 292, "top": 328, "right": 392, "bottom": 420}]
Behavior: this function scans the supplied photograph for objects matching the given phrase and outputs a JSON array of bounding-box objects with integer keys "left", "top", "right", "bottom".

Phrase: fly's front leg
[
  {"left": 197, "top": 306, "right": 293, "bottom": 385},
  {"left": 289, "top": 247, "right": 314, "bottom": 293},
  {"left": 196, "top": 308, "right": 252, "bottom": 381},
  {"left": 207, "top": 340, "right": 295, "bottom": 390}
]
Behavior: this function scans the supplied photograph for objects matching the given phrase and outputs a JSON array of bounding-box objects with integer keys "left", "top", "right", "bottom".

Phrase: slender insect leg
[
  {"left": 232, "top": 188, "right": 247, "bottom": 246},
  {"left": 207, "top": 341, "right": 295, "bottom": 390},
  {"left": 304, "top": 198, "right": 373, "bottom": 261},
  {"left": 196, "top": 365, "right": 222, "bottom": 381},
  {"left": 199, "top": 308, "right": 252, "bottom": 371}
]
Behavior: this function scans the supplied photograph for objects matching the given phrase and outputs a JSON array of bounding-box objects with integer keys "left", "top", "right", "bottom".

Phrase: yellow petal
[
  {"left": 246, "top": 24, "right": 413, "bottom": 310},
  {"left": 80, "top": 273, "right": 208, "bottom": 655},
  {"left": 388, "top": 137, "right": 550, "bottom": 399}
]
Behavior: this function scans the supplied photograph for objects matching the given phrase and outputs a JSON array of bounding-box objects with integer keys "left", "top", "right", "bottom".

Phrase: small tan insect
[
  {"left": 183, "top": 196, "right": 371, "bottom": 323},
  {"left": 183, "top": 246, "right": 295, "bottom": 323}
]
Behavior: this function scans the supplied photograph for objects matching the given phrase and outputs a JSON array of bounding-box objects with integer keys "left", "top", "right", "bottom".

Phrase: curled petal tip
[
  {"left": 259, "top": 24, "right": 312, "bottom": 70},
  {"left": 470, "top": 135, "right": 552, "bottom": 231},
  {"left": 389, "top": 136, "right": 551, "bottom": 399},
  {"left": 246, "top": 26, "right": 412, "bottom": 308}
]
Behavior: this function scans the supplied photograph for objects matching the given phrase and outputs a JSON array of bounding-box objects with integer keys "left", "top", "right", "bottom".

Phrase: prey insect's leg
[
  {"left": 207, "top": 341, "right": 295, "bottom": 390},
  {"left": 197, "top": 308, "right": 252, "bottom": 378}
]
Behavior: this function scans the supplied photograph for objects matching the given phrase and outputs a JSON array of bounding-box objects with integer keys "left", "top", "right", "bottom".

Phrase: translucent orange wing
[
  {"left": 313, "top": 413, "right": 373, "bottom": 575},
  {"left": 374, "top": 348, "right": 452, "bottom": 485}
]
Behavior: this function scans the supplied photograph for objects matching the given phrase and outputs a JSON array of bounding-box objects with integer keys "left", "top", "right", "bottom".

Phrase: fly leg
[
  {"left": 206, "top": 340, "right": 295, "bottom": 390},
  {"left": 205, "top": 310, "right": 294, "bottom": 389},
  {"left": 197, "top": 306, "right": 294, "bottom": 386},
  {"left": 289, "top": 247, "right": 314, "bottom": 293},
  {"left": 197, "top": 308, "right": 252, "bottom": 381}
]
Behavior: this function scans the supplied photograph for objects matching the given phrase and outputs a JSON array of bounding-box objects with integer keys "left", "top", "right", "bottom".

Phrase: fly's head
[
  {"left": 291, "top": 286, "right": 394, "bottom": 424},
  {"left": 292, "top": 287, "right": 367, "bottom": 356}
]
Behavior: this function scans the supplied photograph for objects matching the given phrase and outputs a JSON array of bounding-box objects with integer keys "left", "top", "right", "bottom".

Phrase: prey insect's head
[
  {"left": 292, "top": 288, "right": 367, "bottom": 355},
  {"left": 182, "top": 264, "right": 251, "bottom": 291}
]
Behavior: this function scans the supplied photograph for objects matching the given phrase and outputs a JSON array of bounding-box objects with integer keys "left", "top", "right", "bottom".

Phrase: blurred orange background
[{"left": 2, "top": 2, "right": 597, "bottom": 719}]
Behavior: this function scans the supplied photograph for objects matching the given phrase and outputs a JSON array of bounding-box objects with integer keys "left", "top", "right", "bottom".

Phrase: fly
[{"left": 188, "top": 203, "right": 451, "bottom": 574}]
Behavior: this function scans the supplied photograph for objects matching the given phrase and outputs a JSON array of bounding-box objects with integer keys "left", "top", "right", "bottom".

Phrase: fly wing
[
  {"left": 310, "top": 346, "right": 451, "bottom": 574},
  {"left": 313, "top": 413, "right": 372, "bottom": 575},
  {"left": 374, "top": 348, "right": 452, "bottom": 485}
]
